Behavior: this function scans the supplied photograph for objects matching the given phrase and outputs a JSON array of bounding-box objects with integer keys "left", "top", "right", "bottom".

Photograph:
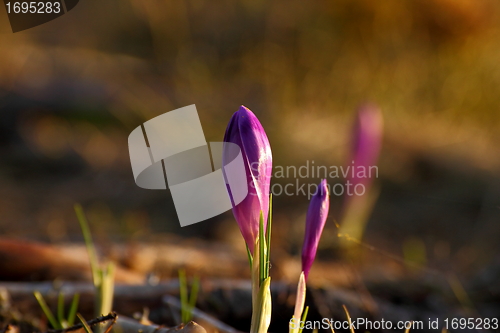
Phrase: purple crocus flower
[
  {"left": 223, "top": 106, "right": 272, "bottom": 254},
  {"left": 301, "top": 179, "right": 329, "bottom": 280},
  {"left": 348, "top": 104, "right": 383, "bottom": 191},
  {"left": 338, "top": 104, "right": 383, "bottom": 245}
]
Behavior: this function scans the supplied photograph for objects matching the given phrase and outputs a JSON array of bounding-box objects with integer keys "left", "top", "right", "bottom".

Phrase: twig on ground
[
  {"left": 44, "top": 313, "right": 206, "bottom": 333},
  {"left": 46, "top": 313, "right": 117, "bottom": 333}
]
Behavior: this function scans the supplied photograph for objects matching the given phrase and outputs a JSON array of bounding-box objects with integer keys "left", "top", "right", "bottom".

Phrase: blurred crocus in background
[
  {"left": 348, "top": 104, "right": 383, "bottom": 190},
  {"left": 301, "top": 179, "right": 330, "bottom": 280},
  {"left": 339, "top": 104, "right": 383, "bottom": 248},
  {"left": 223, "top": 105, "right": 272, "bottom": 253}
]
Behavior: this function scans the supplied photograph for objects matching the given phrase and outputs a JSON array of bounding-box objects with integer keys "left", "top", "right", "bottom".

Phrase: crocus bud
[
  {"left": 301, "top": 179, "right": 329, "bottom": 280},
  {"left": 223, "top": 106, "right": 272, "bottom": 254},
  {"left": 339, "top": 104, "right": 383, "bottom": 247},
  {"left": 348, "top": 104, "right": 383, "bottom": 191}
]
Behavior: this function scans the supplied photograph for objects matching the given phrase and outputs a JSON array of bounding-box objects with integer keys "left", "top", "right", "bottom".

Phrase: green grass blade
[
  {"left": 77, "top": 314, "right": 93, "bottom": 333},
  {"left": 57, "top": 292, "right": 65, "bottom": 327},
  {"left": 265, "top": 194, "right": 272, "bottom": 278},
  {"left": 298, "top": 306, "right": 309, "bottom": 333},
  {"left": 187, "top": 276, "right": 200, "bottom": 322},
  {"left": 246, "top": 244, "right": 253, "bottom": 268},
  {"left": 179, "top": 269, "right": 188, "bottom": 323},
  {"left": 74, "top": 204, "right": 100, "bottom": 286},
  {"left": 34, "top": 291, "right": 61, "bottom": 329},
  {"left": 251, "top": 237, "right": 260, "bottom": 315},
  {"left": 99, "top": 263, "right": 115, "bottom": 316},
  {"left": 67, "top": 293, "right": 80, "bottom": 326},
  {"left": 259, "top": 211, "right": 265, "bottom": 284}
]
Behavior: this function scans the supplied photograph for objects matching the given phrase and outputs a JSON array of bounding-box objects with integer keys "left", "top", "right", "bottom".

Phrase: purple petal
[
  {"left": 301, "top": 179, "right": 330, "bottom": 280},
  {"left": 349, "top": 104, "right": 383, "bottom": 189},
  {"left": 223, "top": 106, "right": 272, "bottom": 253}
]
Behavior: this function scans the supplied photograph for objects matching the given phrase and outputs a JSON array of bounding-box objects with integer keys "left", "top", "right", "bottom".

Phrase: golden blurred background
[{"left": 0, "top": 0, "right": 500, "bottom": 286}]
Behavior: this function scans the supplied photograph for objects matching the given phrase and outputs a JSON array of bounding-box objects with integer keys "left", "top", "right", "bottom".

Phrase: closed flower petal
[
  {"left": 338, "top": 105, "right": 383, "bottom": 244},
  {"left": 349, "top": 104, "right": 383, "bottom": 190},
  {"left": 301, "top": 179, "right": 329, "bottom": 280},
  {"left": 223, "top": 106, "right": 272, "bottom": 253}
]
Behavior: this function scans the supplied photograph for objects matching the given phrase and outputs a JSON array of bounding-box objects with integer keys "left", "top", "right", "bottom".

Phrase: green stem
[
  {"left": 67, "top": 294, "right": 80, "bottom": 326},
  {"left": 34, "top": 291, "right": 60, "bottom": 329},
  {"left": 74, "top": 204, "right": 100, "bottom": 286}
]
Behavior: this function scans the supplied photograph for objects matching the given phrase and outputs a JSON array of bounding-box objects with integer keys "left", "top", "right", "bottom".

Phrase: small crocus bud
[
  {"left": 223, "top": 106, "right": 272, "bottom": 254},
  {"left": 301, "top": 179, "right": 329, "bottom": 280}
]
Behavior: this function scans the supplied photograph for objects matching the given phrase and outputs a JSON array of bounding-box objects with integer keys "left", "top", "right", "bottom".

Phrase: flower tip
[
  {"left": 313, "top": 179, "right": 329, "bottom": 200},
  {"left": 358, "top": 102, "right": 380, "bottom": 113},
  {"left": 238, "top": 105, "right": 252, "bottom": 114},
  {"left": 357, "top": 103, "right": 383, "bottom": 131},
  {"left": 320, "top": 179, "right": 328, "bottom": 193},
  {"left": 234, "top": 106, "right": 257, "bottom": 122}
]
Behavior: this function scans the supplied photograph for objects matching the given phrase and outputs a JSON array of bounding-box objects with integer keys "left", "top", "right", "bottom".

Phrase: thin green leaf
[
  {"left": 265, "top": 194, "right": 272, "bottom": 278},
  {"left": 34, "top": 291, "right": 60, "bottom": 329},
  {"left": 77, "top": 313, "right": 93, "bottom": 333},
  {"left": 74, "top": 204, "right": 100, "bottom": 286},
  {"left": 178, "top": 269, "right": 188, "bottom": 323},
  {"left": 57, "top": 292, "right": 65, "bottom": 327},
  {"left": 99, "top": 263, "right": 115, "bottom": 316},
  {"left": 246, "top": 244, "right": 253, "bottom": 268},
  {"left": 67, "top": 293, "right": 80, "bottom": 326},
  {"left": 298, "top": 306, "right": 309, "bottom": 333},
  {"left": 259, "top": 211, "right": 266, "bottom": 284},
  {"left": 251, "top": 237, "right": 260, "bottom": 314},
  {"left": 187, "top": 276, "right": 200, "bottom": 322}
]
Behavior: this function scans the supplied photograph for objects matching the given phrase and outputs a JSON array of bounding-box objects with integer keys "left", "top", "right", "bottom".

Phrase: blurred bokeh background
[{"left": 1, "top": 0, "right": 500, "bottom": 317}]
